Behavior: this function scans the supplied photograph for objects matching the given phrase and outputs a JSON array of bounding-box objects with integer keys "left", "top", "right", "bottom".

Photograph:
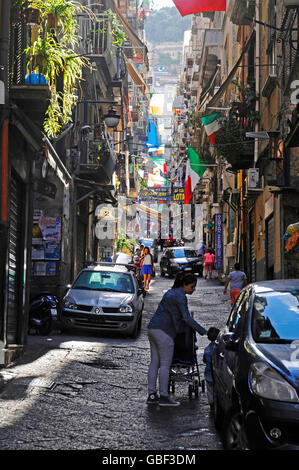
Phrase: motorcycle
[{"left": 28, "top": 293, "right": 59, "bottom": 335}]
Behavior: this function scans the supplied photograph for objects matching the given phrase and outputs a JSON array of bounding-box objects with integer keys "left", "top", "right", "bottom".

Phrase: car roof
[
  {"left": 250, "top": 279, "right": 299, "bottom": 294},
  {"left": 82, "top": 265, "right": 132, "bottom": 274},
  {"left": 167, "top": 246, "right": 195, "bottom": 250}
]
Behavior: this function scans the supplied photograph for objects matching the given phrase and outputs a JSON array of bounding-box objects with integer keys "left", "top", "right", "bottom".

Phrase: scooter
[{"left": 28, "top": 293, "right": 58, "bottom": 335}]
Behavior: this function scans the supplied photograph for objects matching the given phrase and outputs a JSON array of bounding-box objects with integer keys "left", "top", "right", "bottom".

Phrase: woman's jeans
[{"left": 148, "top": 328, "right": 174, "bottom": 397}]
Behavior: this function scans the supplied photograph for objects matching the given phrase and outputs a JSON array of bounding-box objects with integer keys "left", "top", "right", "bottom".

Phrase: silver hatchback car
[{"left": 61, "top": 264, "right": 144, "bottom": 337}]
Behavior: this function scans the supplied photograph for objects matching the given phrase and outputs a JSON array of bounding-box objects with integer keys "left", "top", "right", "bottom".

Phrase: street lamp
[{"left": 104, "top": 106, "right": 120, "bottom": 129}]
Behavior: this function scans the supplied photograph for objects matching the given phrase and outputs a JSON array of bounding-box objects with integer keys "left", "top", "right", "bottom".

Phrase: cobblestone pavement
[{"left": 0, "top": 271, "right": 231, "bottom": 452}]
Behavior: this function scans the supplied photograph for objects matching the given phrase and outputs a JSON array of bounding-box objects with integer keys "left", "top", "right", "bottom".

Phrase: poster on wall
[
  {"left": 32, "top": 210, "right": 61, "bottom": 274},
  {"left": 33, "top": 261, "right": 56, "bottom": 276},
  {"left": 32, "top": 240, "right": 45, "bottom": 260},
  {"left": 44, "top": 241, "right": 60, "bottom": 260}
]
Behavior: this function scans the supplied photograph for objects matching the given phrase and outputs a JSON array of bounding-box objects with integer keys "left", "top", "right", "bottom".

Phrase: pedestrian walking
[
  {"left": 140, "top": 246, "right": 155, "bottom": 291},
  {"left": 147, "top": 272, "right": 207, "bottom": 407},
  {"left": 203, "top": 327, "right": 220, "bottom": 409},
  {"left": 223, "top": 262, "right": 248, "bottom": 305},
  {"left": 203, "top": 248, "right": 215, "bottom": 279}
]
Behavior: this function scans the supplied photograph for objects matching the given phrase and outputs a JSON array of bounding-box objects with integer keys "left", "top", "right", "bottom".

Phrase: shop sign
[
  {"left": 140, "top": 187, "right": 171, "bottom": 201},
  {"left": 172, "top": 187, "right": 184, "bottom": 202},
  {"left": 215, "top": 213, "right": 223, "bottom": 269}
]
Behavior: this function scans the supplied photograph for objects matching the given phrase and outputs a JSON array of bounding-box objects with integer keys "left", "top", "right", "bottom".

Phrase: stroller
[{"left": 168, "top": 322, "right": 205, "bottom": 398}]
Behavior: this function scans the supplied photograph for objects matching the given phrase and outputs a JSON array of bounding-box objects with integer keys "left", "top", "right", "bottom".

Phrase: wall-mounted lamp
[{"left": 104, "top": 106, "right": 120, "bottom": 129}]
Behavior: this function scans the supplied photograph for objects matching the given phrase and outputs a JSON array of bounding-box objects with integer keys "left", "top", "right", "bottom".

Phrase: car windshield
[
  {"left": 72, "top": 271, "right": 134, "bottom": 293},
  {"left": 140, "top": 239, "right": 153, "bottom": 247},
  {"left": 169, "top": 249, "right": 197, "bottom": 258},
  {"left": 252, "top": 290, "right": 299, "bottom": 342}
]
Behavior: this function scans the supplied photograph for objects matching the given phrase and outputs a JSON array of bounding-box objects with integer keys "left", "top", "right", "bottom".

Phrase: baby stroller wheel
[{"left": 194, "top": 380, "right": 199, "bottom": 397}]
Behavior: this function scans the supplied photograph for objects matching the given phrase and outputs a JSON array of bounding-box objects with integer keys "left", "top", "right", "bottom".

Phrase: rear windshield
[
  {"left": 72, "top": 271, "right": 134, "bottom": 293},
  {"left": 252, "top": 290, "right": 299, "bottom": 342},
  {"left": 169, "top": 249, "right": 197, "bottom": 258}
]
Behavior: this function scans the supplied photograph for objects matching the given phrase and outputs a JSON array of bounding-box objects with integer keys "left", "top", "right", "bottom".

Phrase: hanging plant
[
  {"left": 104, "top": 9, "right": 127, "bottom": 49},
  {"left": 24, "top": 0, "right": 93, "bottom": 138}
]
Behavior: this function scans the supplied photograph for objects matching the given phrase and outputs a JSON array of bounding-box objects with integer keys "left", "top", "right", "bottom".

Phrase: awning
[
  {"left": 124, "top": 58, "right": 150, "bottom": 96},
  {"left": 199, "top": 30, "right": 255, "bottom": 110},
  {"left": 112, "top": 2, "right": 148, "bottom": 67},
  {"left": 173, "top": 0, "right": 226, "bottom": 17},
  {"left": 75, "top": 177, "right": 117, "bottom": 206}
]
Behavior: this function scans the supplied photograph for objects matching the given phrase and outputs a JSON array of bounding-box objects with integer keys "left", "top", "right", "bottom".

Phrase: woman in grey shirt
[{"left": 147, "top": 272, "right": 207, "bottom": 407}]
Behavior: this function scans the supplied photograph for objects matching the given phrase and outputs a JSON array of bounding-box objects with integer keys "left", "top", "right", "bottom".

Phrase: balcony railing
[
  {"left": 77, "top": 14, "right": 112, "bottom": 56},
  {"left": 277, "top": 9, "right": 299, "bottom": 92}
]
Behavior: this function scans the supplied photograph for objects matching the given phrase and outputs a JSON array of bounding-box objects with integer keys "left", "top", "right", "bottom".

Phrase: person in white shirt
[{"left": 140, "top": 247, "right": 154, "bottom": 291}]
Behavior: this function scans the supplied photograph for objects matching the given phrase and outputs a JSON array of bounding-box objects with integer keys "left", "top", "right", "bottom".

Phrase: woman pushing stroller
[{"left": 147, "top": 272, "right": 207, "bottom": 407}]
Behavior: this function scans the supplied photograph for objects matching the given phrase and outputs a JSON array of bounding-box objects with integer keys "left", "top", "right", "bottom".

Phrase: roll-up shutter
[
  {"left": 266, "top": 216, "right": 275, "bottom": 279},
  {"left": 7, "top": 173, "right": 24, "bottom": 344},
  {"left": 249, "top": 211, "right": 256, "bottom": 282}
]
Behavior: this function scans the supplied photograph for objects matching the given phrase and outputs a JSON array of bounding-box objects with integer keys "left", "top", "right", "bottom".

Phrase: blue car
[{"left": 212, "top": 279, "right": 299, "bottom": 450}]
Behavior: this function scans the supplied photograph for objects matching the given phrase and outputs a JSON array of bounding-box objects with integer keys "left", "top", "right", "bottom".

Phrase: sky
[{"left": 152, "top": 0, "right": 174, "bottom": 9}]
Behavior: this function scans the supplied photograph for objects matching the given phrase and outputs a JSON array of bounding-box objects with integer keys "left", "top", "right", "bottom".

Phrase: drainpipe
[{"left": 254, "top": 1, "right": 260, "bottom": 166}]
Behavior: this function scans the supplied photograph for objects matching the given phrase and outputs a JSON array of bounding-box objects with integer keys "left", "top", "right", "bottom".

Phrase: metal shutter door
[{"left": 7, "top": 175, "right": 23, "bottom": 343}]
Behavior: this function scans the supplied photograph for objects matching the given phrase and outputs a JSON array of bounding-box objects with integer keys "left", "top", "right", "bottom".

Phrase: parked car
[
  {"left": 212, "top": 279, "right": 299, "bottom": 450},
  {"left": 61, "top": 264, "right": 144, "bottom": 338},
  {"left": 163, "top": 236, "right": 177, "bottom": 248},
  {"left": 159, "top": 247, "right": 203, "bottom": 277},
  {"left": 113, "top": 252, "right": 133, "bottom": 265},
  {"left": 138, "top": 238, "right": 159, "bottom": 262}
]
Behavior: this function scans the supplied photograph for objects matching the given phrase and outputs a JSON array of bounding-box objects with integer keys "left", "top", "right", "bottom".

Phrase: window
[
  {"left": 227, "top": 290, "right": 251, "bottom": 333},
  {"left": 251, "top": 290, "right": 299, "bottom": 342},
  {"left": 73, "top": 271, "right": 134, "bottom": 293}
]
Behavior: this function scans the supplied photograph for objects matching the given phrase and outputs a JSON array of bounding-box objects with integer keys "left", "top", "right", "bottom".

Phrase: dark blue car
[{"left": 212, "top": 279, "right": 299, "bottom": 450}]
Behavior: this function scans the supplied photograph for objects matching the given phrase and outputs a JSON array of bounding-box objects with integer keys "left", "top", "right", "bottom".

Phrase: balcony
[
  {"left": 78, "top": 128, "right": 116, "bottom": 184},
  {"left": 199, "top": 30, "right": 222, "bottom": 91},
  {"left": 9, "top": 21, "right": 51, "bottom": 128},
  {"left": 77, "top": 14, "right": 117, "bottom": 87},
  {"left": 277, "top": 9, "right": 299, "bottom": 93}
]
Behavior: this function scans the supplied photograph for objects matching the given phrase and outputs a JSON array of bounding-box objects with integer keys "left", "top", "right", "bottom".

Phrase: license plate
[
  {"left": 51, "top": 309, "right": 57, "bottom": 317},
  {"left": 185, "top": 268, "right": 192, "bottom": 271}
]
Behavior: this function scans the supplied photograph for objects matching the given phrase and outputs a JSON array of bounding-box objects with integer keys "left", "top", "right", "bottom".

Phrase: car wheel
[
  {"left": 131, "top": 315, "right": 141, "bottom": 339},
  {"left": 223, "top": 407, "right": 250, "bottom": 450}
]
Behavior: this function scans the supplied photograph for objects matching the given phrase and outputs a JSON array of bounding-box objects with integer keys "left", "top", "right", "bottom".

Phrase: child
[{"left": 203, "top": 327, "right": 220, "bottom": 409}]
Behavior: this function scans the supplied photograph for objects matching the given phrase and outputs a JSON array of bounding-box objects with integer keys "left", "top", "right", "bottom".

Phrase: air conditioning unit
[
  {"left": 283, "top": 0, "right": 299, "bottom": 7},
  {"left": 247, "top": 168, "right": 260, "bottom": 188}
]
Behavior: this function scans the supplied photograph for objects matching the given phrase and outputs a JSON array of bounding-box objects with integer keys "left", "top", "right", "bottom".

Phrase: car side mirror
[{"left": 223, "top": 333, "right": 239, "bottom": 351}]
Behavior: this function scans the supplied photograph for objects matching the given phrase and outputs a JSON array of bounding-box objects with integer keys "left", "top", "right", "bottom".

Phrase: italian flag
[
  {"left": 200, "top": 113, "right": 221, "bottom": 145},
  {"left": 173, "top": 0, "right": 226, "bottom": 17},
  {"left": 184, "top": 147, "right": 207, "bottom": 205}
]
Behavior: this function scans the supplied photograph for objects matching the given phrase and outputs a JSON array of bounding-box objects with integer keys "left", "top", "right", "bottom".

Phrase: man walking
[{"left": 223, "top": 262, "right": 247, "bottom": 305}]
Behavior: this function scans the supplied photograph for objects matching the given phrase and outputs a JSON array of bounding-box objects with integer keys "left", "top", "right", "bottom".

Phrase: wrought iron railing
[
  {"left": 277, "top": 8, "right": 299, "bottom": 91},
  {"left": 77, "top": 14, "right": 112, "bottom": 56}
]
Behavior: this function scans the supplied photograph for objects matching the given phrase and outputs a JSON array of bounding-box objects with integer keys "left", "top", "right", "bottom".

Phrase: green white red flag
[
  {"left": 200, "top": 113, "right": 221, "bottom": 144},
  {"left": 184, "top": 146, "right": 207, "bottom": 204},
  {"left": 173, "top": 0, "right": 226, "bottom": 17}
]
